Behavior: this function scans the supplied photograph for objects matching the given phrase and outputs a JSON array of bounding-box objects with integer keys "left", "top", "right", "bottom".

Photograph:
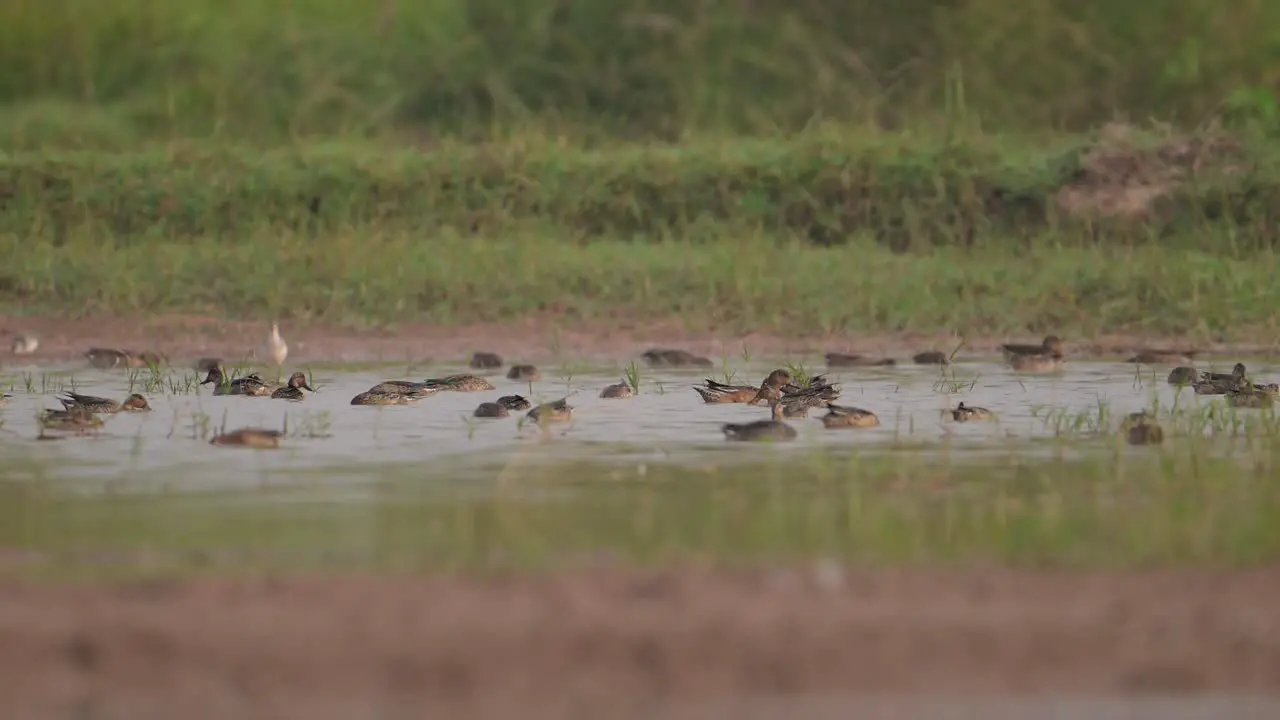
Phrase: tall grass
[{"left": 0, "top": 0, "right": 1278, "bottom": 145}]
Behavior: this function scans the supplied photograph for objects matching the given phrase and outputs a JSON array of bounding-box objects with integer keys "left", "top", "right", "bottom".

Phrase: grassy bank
[
  {"left": 3, "top": 129, "right": 1275, "bottom": 248},
  {"left": 2, "top": 446, "right": 1278, "bottom": 577},
  {"left": 0, "top": 0, "right": 1276, "bottom": 143},
  {"left": 2, "top": 128, "right": 1279, "bottom": 336},
  {"left": 4, "top": 228, "right": 1279, "bottom": 338}
]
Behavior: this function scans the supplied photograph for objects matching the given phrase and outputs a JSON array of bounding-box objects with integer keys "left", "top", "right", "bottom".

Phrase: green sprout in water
[
  {"left": 783, "top": 361, "right": 814, "bottom": 388},
  {"left": 623, "top": 360, "right": 642, "bottom": 395}
]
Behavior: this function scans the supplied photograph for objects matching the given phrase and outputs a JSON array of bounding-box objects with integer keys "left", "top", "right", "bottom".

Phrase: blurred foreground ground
[{"left": 1, "top": 566, "right": 1277, "bottom": 719}]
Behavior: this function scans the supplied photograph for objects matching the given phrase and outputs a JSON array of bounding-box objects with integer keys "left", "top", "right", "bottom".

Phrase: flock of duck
[
  {"left": 4, "top": 328, "right": 1275, "bottom": 448},
  {"left": 680, "top": 336, "right": 1276, "bottom": 445}
]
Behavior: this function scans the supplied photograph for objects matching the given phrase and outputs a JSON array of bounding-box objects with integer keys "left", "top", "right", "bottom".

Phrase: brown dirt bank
[
  {"left": 2, "top": 314, "right": 1274, "bottom": 366},
  {"left": 1, "top": 565, "right": 1278, "bottom": 720}
]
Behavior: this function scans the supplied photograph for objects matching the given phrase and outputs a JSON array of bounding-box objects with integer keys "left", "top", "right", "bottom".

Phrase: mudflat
[{"left": 0, "top": 313, "right": 1264, "bottom": 366}]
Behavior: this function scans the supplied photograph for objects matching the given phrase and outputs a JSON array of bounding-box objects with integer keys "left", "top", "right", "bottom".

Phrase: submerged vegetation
[{"left": 1, "top": 443, "right": 1279, "bottom": 578}]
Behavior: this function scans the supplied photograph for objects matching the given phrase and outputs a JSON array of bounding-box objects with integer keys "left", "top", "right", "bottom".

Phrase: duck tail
[{"left": 693, "top": 386, "right": 719, "bottom": 403}]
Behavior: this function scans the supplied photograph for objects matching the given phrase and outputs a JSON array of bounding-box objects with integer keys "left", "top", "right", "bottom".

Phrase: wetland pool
[
  {"left": 1, "top": 357, "right": 1279, "bottom": 572},
  {"left": 0, "top": 357, "right": 1273, "bottom": 489}
]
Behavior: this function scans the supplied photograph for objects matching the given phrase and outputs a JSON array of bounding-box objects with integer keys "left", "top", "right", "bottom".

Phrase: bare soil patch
[
  {"left": 0, "top": 565, "right": 1277, "bottom": 719},
  {"left": 1, "top": 313, "right": 1269, "bottom": 367},
  {"left": 1055, "top": 122, "right": 1247, "bottom": 221}
]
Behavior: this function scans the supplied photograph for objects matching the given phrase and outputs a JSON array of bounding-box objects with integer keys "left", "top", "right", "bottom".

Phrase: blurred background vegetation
[
  {"left": 3, "top": 0, "right": 1280, "bottom": 328},
  {"left": 0, "top": 0, "right": 1278, "bottom": 146}
]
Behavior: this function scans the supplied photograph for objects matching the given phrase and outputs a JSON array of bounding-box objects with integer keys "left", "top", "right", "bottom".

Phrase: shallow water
[{"left": 0, "top": 357, "right": 1271, "bottom": 490}]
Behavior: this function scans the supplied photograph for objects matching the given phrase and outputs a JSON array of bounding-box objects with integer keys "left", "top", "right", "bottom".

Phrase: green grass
[
  {"left": 3, "top": 227, "right": 1279, "bottom": 338},
  {"left": 3, "top": 128, "right": 1280, "bottom": 337},
  {"left": 1, "top": 445, "right": 1278, "bottom": 578},
  {"left": 3, "top": 129, "right": 1275, "bottom": 248},
  {"left": 1, "top": 0, "right": 1277, "bottom": 142}
]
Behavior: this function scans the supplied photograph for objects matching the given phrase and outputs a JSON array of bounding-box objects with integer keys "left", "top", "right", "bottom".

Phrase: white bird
[
  {"left": 10, "top": 333, "right": 38, "bottom": 355},
  {"left": 263, "top": 322, "right": 288, "bottom": 367}
]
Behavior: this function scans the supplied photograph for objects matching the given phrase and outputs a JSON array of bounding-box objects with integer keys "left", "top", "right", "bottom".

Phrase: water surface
[{"left": 0, "top": 358, "right": 1266, "bottom": 491}]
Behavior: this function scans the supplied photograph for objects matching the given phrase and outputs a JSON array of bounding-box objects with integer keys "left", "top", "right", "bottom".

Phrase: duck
[
  {"left": 600, "top": 379, "right": 635, "bottom": 399},
  {"left": 1194, "top": 379, "right": 1235, "bottom": 396},
  {"left": 497, "top": 395, "right": 532, "bottom": 411},
  {"left": 1226, "top": 387, "right": 1276, "bottom": 409},
  {"left": 85, "top": 348, "right": 165, "bottom": 369},
  {"left": 201, "top": 367, "right": 273, "bottom": 396},
  {"left": 775, "top": 397, "right": 816, "bottom": 418},
  {"left": 1201, "top": 363, "right": 1248, "bottom": 385},
  {"left": 1001, "top": 336, "right": 1064, "bottom": 359},
  {"left": 819, "top": 403, "right": 880, "bottom": 428},
  {"left": 0, "top": 392, "right": 11, "bottom": 405},
  {"left": 1121, "top": 412, "right": 1164, "bottom": 445},
  {"left": 270, "top": 371, "right": 315, "bottom": 401},
  {"left": 526, "top": 397, "right": 573, "bottom": 424},
  {"left": 1166, "top": 366, "right": 1199, "bottom": 386},
  {"left": 1192, "top": 364, "right": 1249, "bottom": 395},
  {"left": 693, "top": 370, "right": 792, "bottom": 404},
  {"left": 751, "top": 378, "right": 841, "bottom": 408},
  {"left": 85, "top": 347, "right": 132, "bottom": 369},
  {"left": 57, "top": 392, "right": 152, "bottom": 414},
  {"left": 424, "top": 374, "right": 495, "bottom": 392},
  {"left": 210, "top": 428, "right": 284, "bottom": 448},
  {"left": 474, "top": 402, "right": 510, "bottom": 418},
  {"left": 694, "top": 379, "right": 764, "bottom": 404},
  {"left": 640, "top": 348, "right": 713, "bottom": 368},
  {"left": 1253, "top": 383, "right": 1280, "bottom": 397},
  {"left": 38, "top": 408, "right": 105, "bottom": 432},
  {"left": 824, "top": 352, "right": 896, "bottom": 367},
  {"left": 349, "top": 388, "right": 431, "bottom": 405},
  {"left": 10, "top": 333, "right": 37, "bottom": 355},
  {"left": 469, "top": 351, "right": 503, "bottom": 369},
  {"left": 951, "top": 402, "right": 995, "bottom": 422},
  {"left": 722, "top": 401, "right": 798, "bottom": 442},
  {"left": 194, "top": 357, "right": 223, "bottom": 372},
  {"left": 364, "top": 379, "right": 441, "bottom": 396},
  {"left": 912, "top": 351, "right": 949, "bottom": 365},
  {"left": 506, "top": 364, "right": 541, "bottom": 382},
  {"left": 1127, "top": 349, "right": 1196, "bottom": 365},
  {"left": 752, "top": 381, "right": 844, "bottom": 409},
  {"left": 263, "top": 323, "right": 288, "bottom": 368},
  {"left": 1009, "top": 352, "right": 1064, "bottom": 373},
  {"left": 474, "top": 394, "right": 534, "bottom": 417}
]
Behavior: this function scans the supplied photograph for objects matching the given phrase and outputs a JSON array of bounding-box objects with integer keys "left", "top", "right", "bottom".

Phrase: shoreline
[{"left": 0, "top": 314, "right": 1269, "bottom": 367}]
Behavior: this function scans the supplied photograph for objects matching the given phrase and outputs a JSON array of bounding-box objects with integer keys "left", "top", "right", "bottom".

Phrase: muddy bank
[
  {"left": 1, "top": 313, "right": 1272, "bottom": 367},
  {"left": 1, "top": 565, "right": 1277, "bottom": 719}
]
